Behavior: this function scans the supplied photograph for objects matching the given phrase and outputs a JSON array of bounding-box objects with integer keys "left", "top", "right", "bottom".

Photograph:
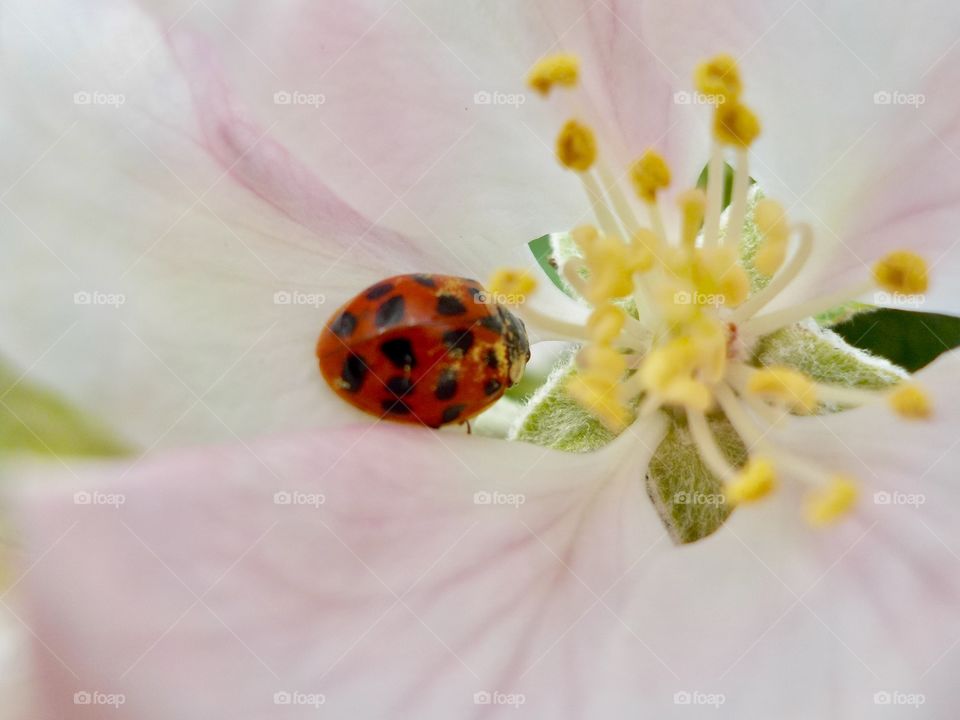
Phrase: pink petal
[
  {"left": 0, "top": 0, "right": 432, "bottom": 448},
  {"left": 642, "top": 0, "right": 960, "bottom": 313},
  {"left": 10, "top": 420, "right": 691, "bottom": 719}
]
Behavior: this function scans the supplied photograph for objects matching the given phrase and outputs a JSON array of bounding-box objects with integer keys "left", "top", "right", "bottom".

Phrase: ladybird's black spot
[
  {"left": 484, "top": 379, "right": 502, "bottom": 396},
  {"left": 434, "top": 369, "right": 458, "bottom": 401},
  {"left": 412, "top": 274, "right": 436, "bottom": 288},
  {"left": 330, "top": 311, "right": 357, "bottom": 338},
  {"left": 375, "top": 295, "right": 406, "bottom": 328},
  {"left": 381, "top": 398, "right": 411, "bottom": 415},
  {"left": 386, "top": 376, "right": 413, "bottom": 398},
  {"left": 436, "top": 294, "right": 467, "bottom": 316},
  {"left": 380, "top": 338, "right": 417, "bottom": 369},
  {"left": 442, "top": 328, "right": 474, "bottom": 354},
  {"left": 486, "top": 349, "right": 499, "bottom": 370},
  {"left": 441, "top": 404, "right": 467, "bottom": 424},
  {"left": 340, "top": 354, "right": 368, "bottom": 393},
  {"left": 479, "top": 314, "right": 504, "bottom": 334},
  {"left": 365, "top": 282, "right": 394, "bottom": 300}
]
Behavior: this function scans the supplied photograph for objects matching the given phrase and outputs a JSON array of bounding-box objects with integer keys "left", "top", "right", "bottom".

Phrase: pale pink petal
[
  {"left": 138, "top": 0, "right": 704, "bottom": 248},
  {"left": 10, "top": 419, "right": 689, "bottom": 719},
  {"left": 642, "top": 0, "right": 960, "bottom": 313},
  {"left": 0, "top": 0, "right": 436, "bottom": 449}
]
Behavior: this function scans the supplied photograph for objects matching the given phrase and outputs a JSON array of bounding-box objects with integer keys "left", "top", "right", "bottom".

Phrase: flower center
[{"left": 492, "top": 53, "right": 934, "bottom": 526}]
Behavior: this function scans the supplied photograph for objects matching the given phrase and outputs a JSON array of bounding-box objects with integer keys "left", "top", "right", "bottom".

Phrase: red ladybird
[{"left": 316, "top": 274, "right": 531, "bottom": 428}]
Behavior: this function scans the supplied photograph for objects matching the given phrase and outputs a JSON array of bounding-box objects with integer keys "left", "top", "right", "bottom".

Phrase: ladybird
[{"left": 316, "top": 274, "right": 531, "bottom": 428}]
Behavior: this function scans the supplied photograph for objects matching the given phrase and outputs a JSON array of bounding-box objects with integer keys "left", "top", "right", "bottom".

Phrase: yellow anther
[
  {"left": 571, "top": 224, "right": 599, "bottom": 253},
  {"left": 578, "top": 343, "right": 628, "bottom": 383},
  {"left": 630, "top": 150, "right": 671, "bottom": 202},
  {"left": 714, "top": 101, "right": 761, "bottom": 147},
  {"left": 580, "top": 235, "right": 637, "bottom": 302},
  {"left": 889, "top": 383, "right": 932, "bottom": 419},
  {"left": 527, "top": 53, "right": 580, "bottom": 96},
  {"left": 873, "top": 250, "right": 928, "bottom": 295},
  {"left": 804, "top": 476, "right": 858, "bottom": 526},
  {"left": 694, "top": 54, "right": 742, "bottom": 101},
  {"left": 556, "top": 119, "right": 597, "bottom": 172},
  {"left": 677, "top": 188, "right": 706, "bottom": 247},
  {"left": 486, "top": 268, "right": 537, "bottom": 304},
  {"left": 755, "top": 237, "right": 788, "bottom": 277},
  {"left": 586, "top": 303, "right": 627, "bottom": 344},
  {"left": 691, "top": 247, "right": 750, "bottom": 308},
  {"left": 689, "top": 317, "right": 728, "bottom": 384},
  {"left": 747, "top": 366, "right": 818, "bottom": 414},
  {"left": 726, "top": 458, "right": 777, "bottom": 504},
  {"left": 628, "top": 228, "right": 660, "bottom": 273},
  {"left": 754, "top": 198, "right": 789, "bottom": 244},
  {"left": 660, "top": 377, "right": 713, "bottom": 411},
  {"left": 566, "top": 373, "right": 632, "bottom": 432}
]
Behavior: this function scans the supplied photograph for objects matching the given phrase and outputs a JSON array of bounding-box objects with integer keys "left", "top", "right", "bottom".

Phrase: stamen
[
  {"left": 746, "top": 366, "right": 818, "bottom": 415},
  {"left": 487, "top": 268, "right": 536, "bottom": 303},
  {"left": 731, "top": 221, "right": 813, "bottom": 323},
  {"left": 687, "top": 409, "right": 736, "bottom": 482},
  {"left": 677, "top": 188, "right": 706, "bottom": 248},
  {"left": 722, "top": 148, "right": 751, "bottom": 248},
  {"left": 586, "top": 303, "right": 627, "bottom": 344},
  {"left": 873, "top": 250, "right": 929, "bottom": 294},
  {"left": 714, "top": 101, "right": 762, "bottom": 148},
  {"left": 556, "top": 119, "right": 597, "bottom": 171},
  {"left": 694, "top": 54, "right": 742, "bottom": 101},
  {"left": 630, "top": 150, "right": 671, "bottom": 202},
  {"left": 702, "top": 143, "right": 725, "bottom": 247},
  {"left": 752, "top": 198, "right": 790, "bottom": 276},
  {"left": 527, "top": 53, "right": 580, "bottom": 96},
  {"left": 889, "top": 383, "right": 932, "bottom": 419},
  {"left": 726, "top": 457, "right": 777, "bottom": 504},
  {"left": 804, "top": 476, "right": 858, "bottom": 526}
]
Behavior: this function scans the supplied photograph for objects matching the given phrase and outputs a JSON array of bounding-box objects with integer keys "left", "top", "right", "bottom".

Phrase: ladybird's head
[{"left": 499, "top": 306, "right": 531, "bottom": 386}]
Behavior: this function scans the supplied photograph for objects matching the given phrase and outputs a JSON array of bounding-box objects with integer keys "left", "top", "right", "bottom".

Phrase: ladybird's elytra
[{"left": 316, "top": 274, "right": 530, "bottom": 428}]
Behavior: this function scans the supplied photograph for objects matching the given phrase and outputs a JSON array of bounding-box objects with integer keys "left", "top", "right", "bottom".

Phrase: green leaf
[
  {"left": 0, "top": 360, "right": 128, "bottom": 457},
  {"left": 751, "top": 323, "right": 905, "bottom": 391},
  {"left": 508, "top": 352, "right": 619, "bottom": 453},
  {"left": 832, "top": 308, "right": 960, "bottom": 372},
  {"left": 646, "top": 410, "right": 742, "bottom": 544}
]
